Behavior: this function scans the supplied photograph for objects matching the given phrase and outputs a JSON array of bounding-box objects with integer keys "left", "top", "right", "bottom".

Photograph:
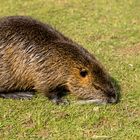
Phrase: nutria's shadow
[{"left": 111, "top": 77, "right": 121, "bottom": 103}]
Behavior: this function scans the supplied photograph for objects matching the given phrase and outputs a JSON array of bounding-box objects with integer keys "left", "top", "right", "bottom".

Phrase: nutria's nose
[
  {"left": 107, "top": 90, "right": 118, "bottom": 104},
  {"left": 108, "top": 96, "right": 117, "bottom": 104}
]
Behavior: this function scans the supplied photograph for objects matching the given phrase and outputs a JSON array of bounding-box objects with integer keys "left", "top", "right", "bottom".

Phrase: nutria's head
[
  {"left": 57, "top": 42, "right": 118, "bottom": 104},
  {"left": 67, "top": 61, "right": 117, "bottom": 104}
]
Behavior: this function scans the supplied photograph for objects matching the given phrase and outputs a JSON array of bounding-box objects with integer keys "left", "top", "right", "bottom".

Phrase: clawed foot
[{"left": 51, "top": 98, "right": 70, "bottom": 105}]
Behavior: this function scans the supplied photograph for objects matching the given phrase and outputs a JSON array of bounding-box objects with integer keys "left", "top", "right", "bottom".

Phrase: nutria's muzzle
[{"left": 76, "top": 90, "right": 118, "bottom": 105}]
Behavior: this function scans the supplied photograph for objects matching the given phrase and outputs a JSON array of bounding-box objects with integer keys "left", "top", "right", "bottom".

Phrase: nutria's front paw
[{"left": 51, "top": 98, "right": 70, "bottom": 105}]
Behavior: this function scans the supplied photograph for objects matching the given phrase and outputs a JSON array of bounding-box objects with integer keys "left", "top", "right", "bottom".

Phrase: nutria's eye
[{"left": 80, "top": 70, "right": 88, "bottom": 77}]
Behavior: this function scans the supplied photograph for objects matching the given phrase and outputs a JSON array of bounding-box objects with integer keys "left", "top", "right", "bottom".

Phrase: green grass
[{"left": 0, "top": 0, "right": 140, "bottom": 139}]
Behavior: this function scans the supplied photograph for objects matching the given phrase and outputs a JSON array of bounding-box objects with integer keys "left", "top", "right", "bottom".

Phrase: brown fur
[{"left": 0, "top": 16, "right": 117, "bottom": 104}]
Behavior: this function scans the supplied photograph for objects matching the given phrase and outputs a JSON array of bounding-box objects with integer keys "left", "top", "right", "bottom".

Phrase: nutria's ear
[{"left": 80, "top": 69, "right": 88, "bottom": 77}]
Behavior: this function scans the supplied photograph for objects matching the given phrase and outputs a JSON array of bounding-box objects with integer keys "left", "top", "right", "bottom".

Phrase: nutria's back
[
  {"left": 0, "top": 16, "right": 118, "bottom": 104},
  {"left": 0, "top": 16, "right": 67, "bottom": 44}
]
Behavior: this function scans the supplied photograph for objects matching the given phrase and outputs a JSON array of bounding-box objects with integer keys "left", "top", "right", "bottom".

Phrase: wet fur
[{"left": 0, "top": 16, "right": 117, "bottom": 104}]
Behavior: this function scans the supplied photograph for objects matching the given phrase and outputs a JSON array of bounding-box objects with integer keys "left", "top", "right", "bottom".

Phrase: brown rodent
[{"left": 0, "top": 16, "right": 118, "bottom": 104}]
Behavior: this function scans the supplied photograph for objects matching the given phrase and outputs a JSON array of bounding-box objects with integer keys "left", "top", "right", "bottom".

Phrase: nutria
[{"left": 0, "top": 16, "right": 118, "bottom": 104}]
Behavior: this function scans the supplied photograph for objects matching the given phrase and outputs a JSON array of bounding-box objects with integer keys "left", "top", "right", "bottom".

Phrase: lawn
[{"left": 0, "top": 0, "right": 140, "bottom": 139}]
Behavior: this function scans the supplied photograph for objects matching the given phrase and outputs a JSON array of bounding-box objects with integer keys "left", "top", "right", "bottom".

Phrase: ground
[{"left": 0, "top": 0, "right": 139, "bottom": 139}]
